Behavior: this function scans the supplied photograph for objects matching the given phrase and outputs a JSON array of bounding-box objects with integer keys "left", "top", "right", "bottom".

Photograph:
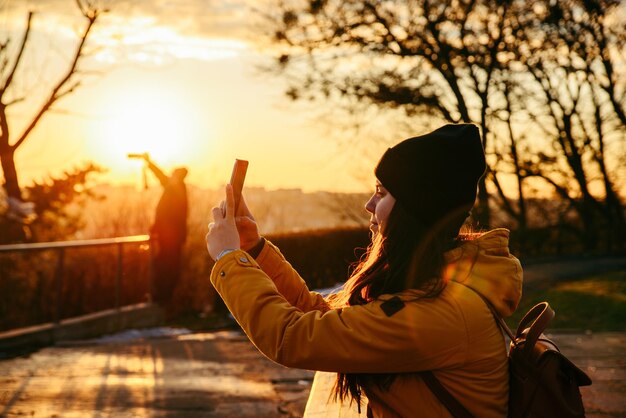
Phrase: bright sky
[{"left": 3, "top": 0, "right": 389, "bottom": 194}]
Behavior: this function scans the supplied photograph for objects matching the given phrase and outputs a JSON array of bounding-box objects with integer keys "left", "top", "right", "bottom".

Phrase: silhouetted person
[{"left": 141, "top": 154, "right": 188, "bottom": 314}]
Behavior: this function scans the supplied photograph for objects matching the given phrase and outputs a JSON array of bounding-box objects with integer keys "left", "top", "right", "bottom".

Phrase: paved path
[
  {"left": 555, "top": 332, "right": 626, "bottom": 418},
  {"left": 0, "top": 330, "right": 314, "bottom": 418},
  {"left": 0, "top": 329, "right": 624, "bottom": 417}
]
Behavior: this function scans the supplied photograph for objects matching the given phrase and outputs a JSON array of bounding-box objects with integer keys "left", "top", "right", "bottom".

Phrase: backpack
[{"left": 421, "top": 293, "right": 592, "bottom": 418}]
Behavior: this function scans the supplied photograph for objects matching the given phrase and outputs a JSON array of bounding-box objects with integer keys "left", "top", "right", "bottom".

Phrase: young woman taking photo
[{"left": 206, "top": 123, "right": 523, "bottom": 417}]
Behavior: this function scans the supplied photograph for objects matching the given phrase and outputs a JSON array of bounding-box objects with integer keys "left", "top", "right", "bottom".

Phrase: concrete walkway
[
  {"left": 555, "top": 332, "right": 626, "bottom": 418},
  {"left": 0, "top": 329, "right": 624, "bottom": 417},
  {"left": 0, "top": 330, "right": 314, "bottom": 418}
]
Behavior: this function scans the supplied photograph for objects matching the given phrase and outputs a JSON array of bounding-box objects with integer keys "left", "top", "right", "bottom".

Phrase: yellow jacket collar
[{"left": 443, "top": 228, "right": 523, "bottom": 317}]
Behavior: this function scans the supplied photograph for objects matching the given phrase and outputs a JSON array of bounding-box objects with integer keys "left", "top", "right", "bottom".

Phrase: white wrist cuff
[{"left": 216, "top": 248, "right": 237, "bottom": 261}]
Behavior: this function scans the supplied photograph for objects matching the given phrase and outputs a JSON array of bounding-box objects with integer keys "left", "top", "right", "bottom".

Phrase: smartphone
[{"left": 230, "top": 159, "right": 249, "bottom": 214}]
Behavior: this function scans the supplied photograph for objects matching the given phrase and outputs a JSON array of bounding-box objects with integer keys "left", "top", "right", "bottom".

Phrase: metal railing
[{"left": 0, "top": 235, "right": 152, "bottom": 327}]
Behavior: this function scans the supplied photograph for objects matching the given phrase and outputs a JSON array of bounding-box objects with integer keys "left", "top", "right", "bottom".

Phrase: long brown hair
[{"left": 330, "top": 201, "right": 470, "bottom": 409}]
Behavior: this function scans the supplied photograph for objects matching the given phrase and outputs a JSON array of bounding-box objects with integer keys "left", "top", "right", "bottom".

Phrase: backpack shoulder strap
[
  {"left": 461, "top": 285, "right": 556, "bottom": 357},
  {"left": 515, "top": 302, "right": 555, "bottom": 356},
  {"left": 420, "top": 371, "right": 475, "bottom": 418}
]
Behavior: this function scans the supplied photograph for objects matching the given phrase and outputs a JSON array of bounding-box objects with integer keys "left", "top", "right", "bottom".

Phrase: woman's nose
[{"left": 365, "top": 195, "right": 376, "bottom": 214}]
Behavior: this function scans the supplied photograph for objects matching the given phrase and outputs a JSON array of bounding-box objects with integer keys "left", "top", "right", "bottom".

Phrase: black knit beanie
[{"left": 375, "top": 124, "right": 486, "bottom": 225}]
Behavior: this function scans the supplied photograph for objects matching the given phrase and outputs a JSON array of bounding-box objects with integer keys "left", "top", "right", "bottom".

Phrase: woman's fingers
[
  {"left": 238, "top": 194, "right": 254, "bottom": 219},
  {"left": 225, "top": 184, "right": 235, "bottom": 219},
  {"left": 205, "top": 185, "right": 243, "bottom": 260},
  {"left": 211, "top": 206, "right": 223, "bottom": 221},
  {"left": 209, "top": 187, "right": 237, "bottom": 227},
  {"left": 214, "top": 183, "right": 234, "bottom": 220},
  {"left": 235, "top": 216, "right": 253, "bottom": 226}
]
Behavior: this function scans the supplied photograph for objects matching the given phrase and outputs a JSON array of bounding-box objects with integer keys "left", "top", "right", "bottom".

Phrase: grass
[{"left": 507, "top": 270, "right": 626, "bottom": 332}]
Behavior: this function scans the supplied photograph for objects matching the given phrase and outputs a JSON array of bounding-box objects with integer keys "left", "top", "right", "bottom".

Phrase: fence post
[
  {"left": 54, "top": 248, "right": 65, "bottom": 329},
  {"left": 148, "top": 237, "right": 154, "bottom": 304},
  {"left": 116, "top": 243, "right": 123, "bottom": 313}
]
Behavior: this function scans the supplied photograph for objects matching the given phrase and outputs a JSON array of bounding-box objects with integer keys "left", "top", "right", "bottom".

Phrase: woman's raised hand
[
  {"left": 206, "top": 184, "right": 241, "bottom": 260},
  {"left": 234, "top": 193, "right": 262, "bottom": 252}
]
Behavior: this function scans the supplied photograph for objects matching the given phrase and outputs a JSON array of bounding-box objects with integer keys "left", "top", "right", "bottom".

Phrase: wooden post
[{"left": 54, "top": 248, "right": 65, "bottom": 328}]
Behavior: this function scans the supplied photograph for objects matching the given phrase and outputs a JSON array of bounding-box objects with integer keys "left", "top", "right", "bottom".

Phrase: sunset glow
[
  {"left": 4, "top": 0, "right": 623, "bottom": 197},
  {"left": 91, "top": 83, "right": 209, "bottom": 175},
  {"left": 2, "top": 1, "right": 372, "bottom": 193}
]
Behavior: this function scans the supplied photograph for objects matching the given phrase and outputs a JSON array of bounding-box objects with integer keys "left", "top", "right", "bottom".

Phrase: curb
[{"left": 0, "top": 302, "right": 163, "bottom": 358}]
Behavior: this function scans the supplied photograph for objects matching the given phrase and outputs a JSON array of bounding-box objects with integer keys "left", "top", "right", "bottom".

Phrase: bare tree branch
[
  {"left": 0, "top": 12, "right": 33, "bottom": 99},
  {"left": 5, "top": 97, "right": 25, "bottom": 107},
  {"left": 12, "top": 10, "right": 98, "bottom": 150}
]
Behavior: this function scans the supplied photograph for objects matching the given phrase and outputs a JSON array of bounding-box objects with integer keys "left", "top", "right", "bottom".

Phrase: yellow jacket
[{"left": 210, "top": 228, "right": 523, "bottom": 417}]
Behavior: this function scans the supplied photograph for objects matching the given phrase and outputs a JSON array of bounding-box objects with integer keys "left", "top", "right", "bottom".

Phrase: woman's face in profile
[{"left": 365, "top": 180, "right": 396, "bottom": 236}]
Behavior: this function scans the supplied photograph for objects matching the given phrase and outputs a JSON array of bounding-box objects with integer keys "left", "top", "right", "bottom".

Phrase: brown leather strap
[
  {"left": 515, "top": 302, "right": 554, "bottom": 357},
  {"left": 467, "top": 284, "right": 555, "bottom": 356},
  {"left": 420, "top": 371, "right": 474, "bottom": 418}
]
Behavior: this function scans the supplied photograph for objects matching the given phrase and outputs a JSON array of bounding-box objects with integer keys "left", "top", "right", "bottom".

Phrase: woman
[{"left": 206, "top": 123, "right": 523, "bottom": 417}]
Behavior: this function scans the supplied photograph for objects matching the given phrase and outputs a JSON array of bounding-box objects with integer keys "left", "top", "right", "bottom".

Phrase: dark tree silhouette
[
  {"left": 0, "top": 163, "right": 104, "bottom": 243},
  {"left": 507, "top": 0, "right": 625, "bottom": 250},
  {"left": 258, "top": 0, "right": 625, "bottom": 250},
  {"left": 0, "top": 1, "right": 104, "bottom": 234},
  {"left": 259, "top": 0, "right": 519, "bottom": 227}
]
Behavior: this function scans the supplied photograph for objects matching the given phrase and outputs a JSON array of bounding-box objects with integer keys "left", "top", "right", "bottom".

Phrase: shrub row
[{"left": 265, "top": 227, "right": 371, "bottom": 290}]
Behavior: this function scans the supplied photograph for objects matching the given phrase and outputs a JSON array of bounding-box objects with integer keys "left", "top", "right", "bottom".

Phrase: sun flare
[
  {"left": 102, "top": 93, "right": 187, "bottom": 161},
  {"left": 91, "top": 83, "right": 208, "bottom": 185}
]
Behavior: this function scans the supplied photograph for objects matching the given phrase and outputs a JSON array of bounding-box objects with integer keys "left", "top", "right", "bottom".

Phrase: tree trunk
[
  {"left": 475, "top": 176, "right": 491, "bottom": 228},
  {"left": 0, "top": 147, "right": 22, "bottom": 200},
  {"left": 476, "top": 95, "right": 491, "bottom": 229},
  {"left": 579, "top": 199, "right": 598, "bottom": 251}
]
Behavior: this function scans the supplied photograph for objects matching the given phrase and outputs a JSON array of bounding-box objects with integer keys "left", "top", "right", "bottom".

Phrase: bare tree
[
  {"left": 489, "top": 78, "right": 530, "bottom": 238},
  {"left": 0, "top": 1, "right": 103, "bottom": 210},
  {"left": 258, "top": 0, "right": 625, "bottom": 251},
  {"left": 509, "top": 0, "right": 625, "bottom": 250},
  {"left": 257, "top": 0, "right": 537, "bottom": 227}
]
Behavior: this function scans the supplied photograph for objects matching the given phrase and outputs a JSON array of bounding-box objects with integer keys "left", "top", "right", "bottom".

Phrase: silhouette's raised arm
[{"left": 145, "top": 158, "right": 169, "bottom": 186}]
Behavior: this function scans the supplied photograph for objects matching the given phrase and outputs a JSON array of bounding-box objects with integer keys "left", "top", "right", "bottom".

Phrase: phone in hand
[{"left": 230, "top": 159, "right": 248, "bottom": 214}]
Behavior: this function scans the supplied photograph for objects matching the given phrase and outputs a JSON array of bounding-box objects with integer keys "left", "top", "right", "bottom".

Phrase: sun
[
  {"left": 94, "top": 87, "right": 205, "bottom": 180},
  {"left": 96, "top": 88, "right": 192, "bottom": 165}
]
